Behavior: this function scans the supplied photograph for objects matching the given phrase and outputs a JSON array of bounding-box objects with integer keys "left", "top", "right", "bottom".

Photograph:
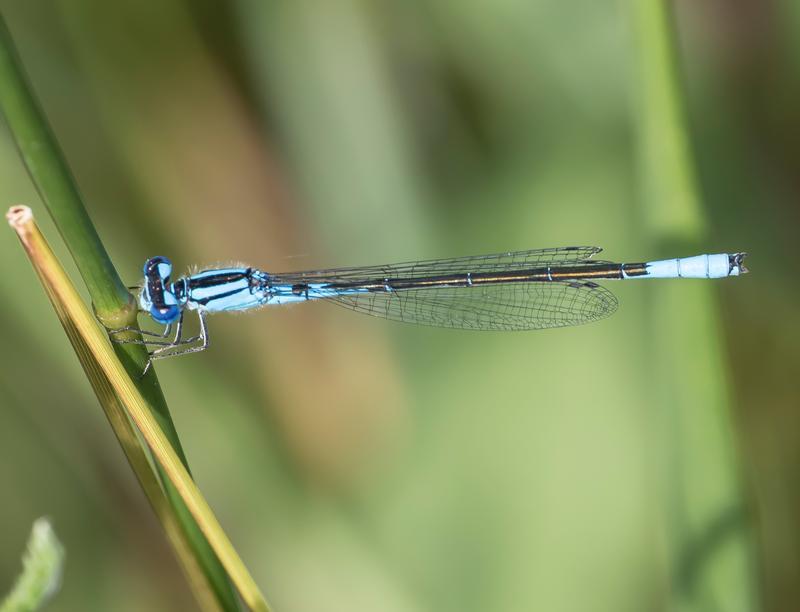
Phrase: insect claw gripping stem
[
  {"left": 108, "top": 322, "right": 172, "bottom": 342},
  {"left": 113, "top": 310, "right": 209, "bottom": 377}
]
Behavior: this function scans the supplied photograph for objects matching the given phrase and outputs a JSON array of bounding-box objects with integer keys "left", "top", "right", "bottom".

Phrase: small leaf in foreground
[{"left": 0, "top": 518, "right": 65, "bottom": 612}]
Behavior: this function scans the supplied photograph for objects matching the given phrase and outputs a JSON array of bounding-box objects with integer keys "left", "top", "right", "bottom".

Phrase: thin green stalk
[
  {"left": 630, "top": 2, "right": 759, "bottom": 611},
  {"left": 0, "top": 17, "right": 127, "bottom": 318},
  {"left": 630, "top": 0, "right": 704, "bottom": 241},
  {"left": 0, "top": 13, "right": 240, "bottom": 611}
]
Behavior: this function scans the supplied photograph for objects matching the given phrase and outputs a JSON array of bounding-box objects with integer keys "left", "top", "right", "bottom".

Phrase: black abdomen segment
[{"left": 318, "top": 263, "right": 649, "bottom": 294}]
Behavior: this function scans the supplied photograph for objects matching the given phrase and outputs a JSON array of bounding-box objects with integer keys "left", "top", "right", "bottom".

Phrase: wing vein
[{"left": 325, "top": 280, "right": 618, "bottom": 331}]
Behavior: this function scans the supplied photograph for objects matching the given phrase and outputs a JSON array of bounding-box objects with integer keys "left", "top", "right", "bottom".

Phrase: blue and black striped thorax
[{"left": 172, "top": 266, "right": 272, "bottom": 312}]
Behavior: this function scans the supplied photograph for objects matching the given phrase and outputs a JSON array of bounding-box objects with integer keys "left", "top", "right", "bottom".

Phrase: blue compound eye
[
  {"left": 144, "top": 256, "right": 173, "bottom": 281},
  {"left": 141, "top": 256, "right": 181, "bottom": 323},
  {"left": 149, "top": 303, "right": 180, "bottom": 324}
]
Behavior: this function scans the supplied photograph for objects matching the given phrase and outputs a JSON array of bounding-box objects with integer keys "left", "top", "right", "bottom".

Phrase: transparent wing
[
  {"left": 273, "top": 246, "right": 605, "bottom": 283},
  {"left": 325, "top": 280, "right": 618, "bottom": 331}
]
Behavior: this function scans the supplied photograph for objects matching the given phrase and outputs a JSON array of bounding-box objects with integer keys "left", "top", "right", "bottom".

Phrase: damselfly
[{"left": 109, "top": 247, "right": 747, "bottom": 372}]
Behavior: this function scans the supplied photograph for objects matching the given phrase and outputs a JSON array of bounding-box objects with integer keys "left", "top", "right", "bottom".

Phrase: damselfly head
[{"left": 140, "top": 256, "right": 182, "bottom": 324}]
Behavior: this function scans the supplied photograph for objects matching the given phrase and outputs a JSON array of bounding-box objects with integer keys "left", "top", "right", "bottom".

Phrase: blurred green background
[{"left": 0, "top": 1, "right": 797, "bottom": 611}]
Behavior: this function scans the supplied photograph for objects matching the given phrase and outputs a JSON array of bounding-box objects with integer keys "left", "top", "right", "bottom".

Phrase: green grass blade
[
  {"left": 630, "top": 0, "right": 703, "bottom": 240},
  {"left": 0, "top": 13, "right": 241, "bottom": 611},
  {"left": 629, "top": 2, "right": 760, "bottom": 610},
  {"left": 0, "top": 518, "right": 65, "bottom": 612},
  {"left": 0, "top": 14, "right": 127, "bottom": 318}
]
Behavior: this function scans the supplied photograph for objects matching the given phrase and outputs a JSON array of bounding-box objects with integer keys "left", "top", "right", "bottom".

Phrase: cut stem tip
[{"left": 6, "top": 204, "right": 33, "bottom": 228}]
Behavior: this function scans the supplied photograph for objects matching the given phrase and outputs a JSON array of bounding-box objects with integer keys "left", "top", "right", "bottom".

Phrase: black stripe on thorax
[
  {"left": 190, "top": 286, "right": 251, "bottom": 306},
  {"left": 186, "top": 269, "right": 252, "bottom": 290}
]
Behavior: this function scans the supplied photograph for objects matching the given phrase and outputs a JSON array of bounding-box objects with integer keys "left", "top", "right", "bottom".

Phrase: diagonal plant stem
[
  {"left": 0, "top": 17, "right": 129, "bottom": 318},
  {"left": 8, "top": 206, "right": 270, "bottom": 612},
  {"left": 0, "top": 13, "right": 241, "bottom": 611}
]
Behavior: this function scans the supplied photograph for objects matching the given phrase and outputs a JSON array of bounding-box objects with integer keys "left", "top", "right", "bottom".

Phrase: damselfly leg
[
  {"left": 108, "top": 322, "right": 175, "bottom": 345},
  {"left": 109, "top": 311, "right": 210, "bottom": 375},
  {"left": 142, "top": 312, "right": 209, "bottom": 375}
]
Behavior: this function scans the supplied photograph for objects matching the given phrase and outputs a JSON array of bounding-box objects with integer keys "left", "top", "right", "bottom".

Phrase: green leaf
[{"left": 0, "top": 518, "right": 65, "bottom": 612}]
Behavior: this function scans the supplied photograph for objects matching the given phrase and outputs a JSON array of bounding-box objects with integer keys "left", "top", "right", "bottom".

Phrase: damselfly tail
[{"left": 731, "top": 252, "right": 748, "bottom": 275}]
